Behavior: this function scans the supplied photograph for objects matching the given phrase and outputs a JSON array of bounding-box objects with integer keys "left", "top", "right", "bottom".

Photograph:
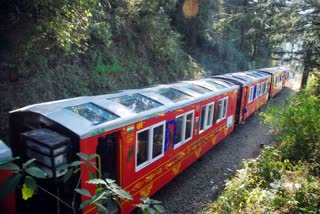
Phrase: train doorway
[{"left": 96, "top": 132, "right": 119, "bottom": 181}]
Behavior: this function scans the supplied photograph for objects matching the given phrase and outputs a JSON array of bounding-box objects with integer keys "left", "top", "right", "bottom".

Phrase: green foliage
[
  {"left": 77, "top": 178, "right": 133, "bottom": 213},
  {"left": 0, "top": 158, "right": 47, "bottom": 200},
  {"left": 207, "top": 88, "right": 320, "bottom": 213},
  {"left": 136, "top": 197, "right": 165, "bottom": 214},
  {"left": 206, "top": 147, "right": 320, "bottom": 214},
  {"left": 28, "top": 0, "right": 111, "bottom": 54},
  {"left": 61, "top": 152, "right": 98, "bottom": 183},
  {"left": 260, "top": 92, "right": 320, "bottom": 162}
]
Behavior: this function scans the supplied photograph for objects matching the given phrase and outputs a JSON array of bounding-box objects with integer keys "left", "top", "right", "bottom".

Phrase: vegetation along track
[{"left": 153, "top": 79, "right": 299, "bottom": 213}]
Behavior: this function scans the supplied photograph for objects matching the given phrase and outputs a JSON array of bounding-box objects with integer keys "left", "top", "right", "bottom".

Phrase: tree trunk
[{"left": 300, "top": 48, "right": 312, "bottom": 89}]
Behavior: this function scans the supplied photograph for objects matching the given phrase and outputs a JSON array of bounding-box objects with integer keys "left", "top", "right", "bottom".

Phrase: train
[{"left": 4, "top": 66, "right": 289, "bottom": 214}]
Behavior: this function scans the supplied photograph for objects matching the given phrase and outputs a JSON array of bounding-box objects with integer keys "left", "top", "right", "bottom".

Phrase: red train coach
[
  {"left": 212, "top": 71, "right": 271, "bottom": 124},
  {"left": 9, "top": 78, "right": 239, "bottom": 214},
  {"left": 257, "top": 67, "right": 286, "bottom": 98}
]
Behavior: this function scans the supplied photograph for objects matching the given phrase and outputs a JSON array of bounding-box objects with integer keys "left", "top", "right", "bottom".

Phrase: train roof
[
  {"left": 11, "top": 78, "right": 239, "bottom": 139},
  {"left": 212, "top": 70, "right": 271, "bottom": 86},
  {"left": 257, "top": 67, "right": 286, "bottom": 74}
]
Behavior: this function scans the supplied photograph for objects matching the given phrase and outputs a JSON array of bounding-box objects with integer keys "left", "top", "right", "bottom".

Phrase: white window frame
[
  {"left": 199, "top": 102, "right": 215, "bottom": 134},
  {"left": 174, "top": 110, "right": 194, "bottom": 149},
  {"left": 217, "top": 97, "right": 228, "bottom": 123},
  {"left": 136, "top": 121, "right": 165, "bottom": 171},
  {"left": 248, "top": 86, "right": 254, "bottom": 103}
]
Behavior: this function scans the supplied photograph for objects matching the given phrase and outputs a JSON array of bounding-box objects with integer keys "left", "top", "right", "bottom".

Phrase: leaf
[
  {"left": 76, "top": 153, "right": 90, "bottom": 161},
  {"left": 58, "top": 163, "right": 69, "bottom": 171},
  {"left": 22, "top": 176, "right": 37, "bottom": 200},
  {"left": 136, "top": 203, "right": 149, "bottom": 210},
  {"left": 88, "top": 154, "right": 98, "bottom": 160},
  {"left": 0, "top": 173, "right": 23, "bottom": 199},
  {"left": 90, "top": 191, "right": 108, "bottom": 205},
  {"left": 154, "top": 205, "right": 165, "bottom": 213},
  {"left": 22, "top": 159, "right": 36, "bottom": 169},
  {"left": 87, "top": 179, "right": 107, "bottom": 186},
  {"left": 36, "top": 25, "right": 43, "bottom": 32},
  {"left": 25, "top": 167, "right": 47, "bottom": 178},
  {"left": 75, "top": 188, "right": 91, "bottom": 197},
  {"left": 0, "top": 162, "right": 20, "bottom": 172},
  {"left": 150, "top": 199, "right": 162, "bottom": 204},
  {"left": 105, "top": 178, "right": 116, "bottom": 184},
  {"left": 70, "top": 161, "right": 84, "bottom": 167},
  {"left": 88, "top": 171, "right": 96, "bottom": 180},
  {"left": 79, "top": 199, "right": 92, "bottom": 209},
  {"left": 0, "top": 156, "right": 20, "bottom": 165},
  {"left": 95, "top": 202, "right": 108, "bottom": 213},
  {"left": 146, "top": 207, "right": 156, "bottom": 214},
  {"left": 112, "top": 188, "right": 133, "bottom": 200},
  {"left": 63, "top": 169, "right": 73, "bottom": 183}
]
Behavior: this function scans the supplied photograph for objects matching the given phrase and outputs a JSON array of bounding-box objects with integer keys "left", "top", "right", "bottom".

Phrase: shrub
[{"left": 260, "top": 92, "right": 320, "bottom": 162}]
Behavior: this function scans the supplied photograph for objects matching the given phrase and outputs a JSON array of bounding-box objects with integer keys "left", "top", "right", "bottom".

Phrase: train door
[
  {"left": 234, "top": 85, "right": 243, "bottom": 124},
  {"left": 96, "top": 132, "right": 119, "bottom": 181}
]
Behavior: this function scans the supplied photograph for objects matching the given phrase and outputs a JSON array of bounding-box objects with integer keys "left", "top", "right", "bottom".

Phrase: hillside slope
[{"left": 0, "top": 0, "right": 273, "bottom": 140}]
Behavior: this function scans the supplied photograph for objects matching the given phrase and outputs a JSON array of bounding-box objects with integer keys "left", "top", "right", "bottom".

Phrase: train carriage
[
  {"left": 282, "top": 66, "right": 290, "bottom": 86},
  {"left": 9, "top": 78, "right": 239, "bottom": 214},
  {"left": 211, "top": 71, "right": 271, "bottom": 124},
  {"left": 257, "top": 67, "right": 285, "bottom": 98}
]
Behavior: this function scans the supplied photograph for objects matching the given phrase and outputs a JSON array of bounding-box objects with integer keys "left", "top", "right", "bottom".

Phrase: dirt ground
[{"left": 153, "top": 76, "right": 301, "bottom": 213}]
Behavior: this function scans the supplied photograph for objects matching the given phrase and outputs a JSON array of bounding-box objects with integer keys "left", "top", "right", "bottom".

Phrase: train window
[
  {"left": 157, "top": 88, "right": 191, "bottom": 103},
  {"left": 66, "top": 103, "right": 119, "bottom": 125},
  {"left": 184, "top": 84, "right": 212, "bottom": 94},
  {"left": 176, "top": 116, "right": 184, "bottom": 144},
  {"left": 174, "top": 110, "right": 194, "bottom": 148},
  {"left": 248, "top": 86, "right": 254, "bottom": 103},
  {"left": 200, "top": 103, "right": 214, "bottom": 133},
  {"left": 136, "top": 122, "right": 165, "bottom": 171},
  {"left": 264, "top": 82, "right": 269, "bottom": 93},
  {"left": 217, "top": 98, "right": 228, "bottom": 122},
  {"left": 185, "top": 112, "right": 193, "bottom": 140},
  {"left": 254, "top": 84, "right": 260, "bottom": 98},
  {"left": 137, "top": 129, "right": 149, "bottom": 166},
  {"left": 110, "top": 94, "right": 162, "bottom": 113},
  {"left": 260, "top": 82, "right": 265, "bottom": 95},
  {"left": 260, "top": 82, "right": 268, "bottom": 95},
  {"left": 275, "top": 75, "right": 281, "bottom": 86},
  {"left": 152, "top": 125, "right": 164, "bottom": 158}
]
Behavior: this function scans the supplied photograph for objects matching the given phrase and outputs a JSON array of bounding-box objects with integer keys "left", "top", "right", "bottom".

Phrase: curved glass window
[
  {"left": 157, "top": 88, "right": 191, "bottom": 103},
  {"left": 205, "top": 80, "right": 226, "bottom": 89},
  {"left": 110, "top": 94, "right": 162, "bottom": 113},
  {"left": 184, "top": 84, "right": 212, "bottom": 94},
  {"left": 67, "top": 103, "right": 118, "bottom": 125}
]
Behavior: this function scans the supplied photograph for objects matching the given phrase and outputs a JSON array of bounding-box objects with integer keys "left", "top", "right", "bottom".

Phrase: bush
[
  {"left": 205, "top": 147, "right": 320, "bottom": 214},
  {"left": 260, "top": 92, "right": 320, "bottom": 162}
]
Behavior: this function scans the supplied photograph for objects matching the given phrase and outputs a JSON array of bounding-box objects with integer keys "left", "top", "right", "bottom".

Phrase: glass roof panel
[
  {"left": 66, "top": 103, "right": 118, "bottom": 125},
  {"left": 205, "top": 80, "right": 227, "bottom": 89},
  {"left": 230, "top": 75, "right": 248, "bottom": 82},
  {"left": 110, "top": 94, "right": 162, "bottom": 113},
  {"left": 184, "top": 84, "right": 212, "bottom": 94},
  {"left": 157, "top": 88, "right": 191, "bottom": 103},
  {"left": 216, "top": 79, "right": 234, "bottom": 86},
  {"left": 246, "top": 73, "right": 261, "bottom": 78}
]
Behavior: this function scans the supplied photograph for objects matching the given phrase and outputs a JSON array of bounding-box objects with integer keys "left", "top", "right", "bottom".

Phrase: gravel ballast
[{"left": 153, "top": 85, "right": 297, "bottom": 213}]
